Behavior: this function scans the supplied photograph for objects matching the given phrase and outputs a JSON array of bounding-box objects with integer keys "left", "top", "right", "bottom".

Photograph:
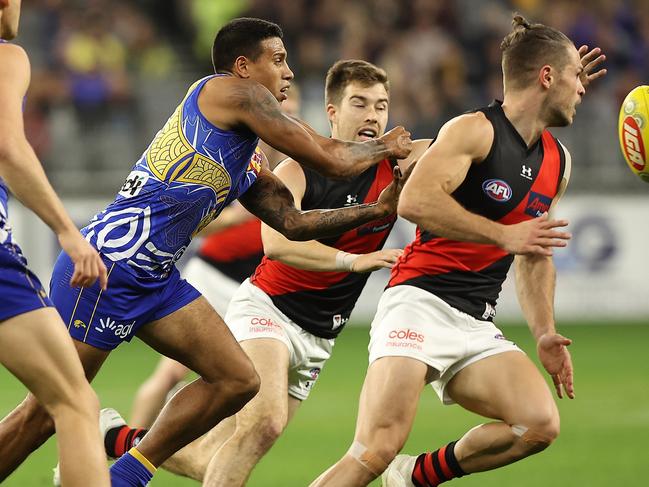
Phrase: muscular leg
[
  {"left": 311, "top": 356, "right": 429, "bottom": 486},
  {"left": 133, "top": 296, "right": 260, "bottom": 466},
  {"left": 130, "top": 357, "right": 190, "bottom": 428},
  {"left": 447, "top": 351, "right": 560, "bottom": 473},
  {"left": 161, "top": 415, "right": 235, "bottom": 480},
  {"left": 202, "top": 338, "right": 301, "bottom": 487},
  {"left": 0, "top": 308, "right": 110, "bottom": 486}
]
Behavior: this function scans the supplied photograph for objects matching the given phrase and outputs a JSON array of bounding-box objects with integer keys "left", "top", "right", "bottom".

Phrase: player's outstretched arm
[
  {"left": 397, "top": 113, "right": 571, "bottom": 256},
  {"left": 514, "top": 253, "right": 574, "bottom": 399},
  {"left": 260, "top": 158, "right": 403, "bottom": 272},
  {"left": 240, "top": 163, "right": 405, "bottom": 242},
  {"left": 207, "top": 78, "right": 412, "bottom": 179},
  {"left": 0, "top": 44, "right": 107, "bottom": 289}
]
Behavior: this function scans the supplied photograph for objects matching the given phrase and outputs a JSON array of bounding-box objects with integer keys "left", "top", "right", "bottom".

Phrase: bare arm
[
  {"left": 260, "top": 159, "right": 402, "bottom": 271},
  {"left": 515, "top": 254, "right": 574, "bottom": 399},
  {"left": 201, "top": 78, "right": 412, "bottom": 179},
  {"left": 0, "top": 44, "right": 106, "bottom": 288},
  {"left": 239, "top": 163, "right": 403, "bottom": 242},
  {"left": 397, "top": 113, "right": 571, "bottom": 256}
]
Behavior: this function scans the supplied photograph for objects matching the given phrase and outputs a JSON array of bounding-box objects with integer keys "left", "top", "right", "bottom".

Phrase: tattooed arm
[
  {"left": 239, "top": 166, "right": 404, "bottom": 241},
  {"left": 200, "top": 78, "right": 412, "bottom": 179}
]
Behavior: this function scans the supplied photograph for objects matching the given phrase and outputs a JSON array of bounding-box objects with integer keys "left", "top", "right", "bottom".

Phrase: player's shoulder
[
  {"left": 0, "top": 42, "right": 29, "bottom": 74},
  {"left": 0, "top": 43, "right": 30, "bottom": 97},
  {"left": 438, "top": 111, "right": 494, "bottom": 159},
  {"left": 273, "top": 157, "right": 305, "bottom": 177},
  {"left": 204, "top": 75, "right": 273, "bottom": 108}
]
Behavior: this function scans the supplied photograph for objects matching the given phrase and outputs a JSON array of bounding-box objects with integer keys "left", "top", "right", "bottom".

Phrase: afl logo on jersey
[{"left": 482, "top": 179, "right": 512, "bottom": 202}]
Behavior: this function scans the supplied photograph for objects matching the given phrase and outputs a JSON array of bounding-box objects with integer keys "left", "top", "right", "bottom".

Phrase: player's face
[
  {"left": 547, "top": 44, "right": 585, "bottom": 127},
  {"left": 0, "top": 0, "right": 21, "bottom": 40},
  {"left": 246, "top": 37, "right": 293, "bottom": 103},
  {"left": 327, "top": 82, "right": 389, "bottom": 142}
]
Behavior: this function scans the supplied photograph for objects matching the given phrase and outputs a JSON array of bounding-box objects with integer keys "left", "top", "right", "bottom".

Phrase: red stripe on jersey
[
  {"left": 500, "top": 131, "right": 561, "bottom": 225},
  {"left": 252, "top": 160, "right": 396, "bottom": 296},
  {"left": 198, "top": 218, "right": 262, "bottom": 262}
]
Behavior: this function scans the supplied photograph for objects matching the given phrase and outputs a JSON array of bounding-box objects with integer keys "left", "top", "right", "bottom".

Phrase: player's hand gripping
[
  {"left": 376, "top": 161, "right": 417, "bottom": 216},
  {"left": 537, "top": 332, "right": 575, "bottom": 399},
  {"left": 350, "top": 248, "right": 404, "bottom": 273},
  {"left": 499, "top": 213, "right": 571, "bottom": 256},
  {"left": 58, "top": 229, "right": 108, "bottom": 289},
  {"left": 379, "top": 126, "right": 412, "bottom": 160},
  {"left": 578, "top": 45, "right": 607, "bottom": 89}
]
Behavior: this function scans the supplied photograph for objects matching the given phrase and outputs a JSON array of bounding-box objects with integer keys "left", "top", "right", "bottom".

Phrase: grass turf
[{"left": 0, "top": 323, "right": 647, "bottom": 486}]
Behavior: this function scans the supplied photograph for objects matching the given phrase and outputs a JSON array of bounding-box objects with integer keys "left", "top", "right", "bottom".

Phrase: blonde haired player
[{"left": 311, "top": 14, "right": 606, "bottom": 487}]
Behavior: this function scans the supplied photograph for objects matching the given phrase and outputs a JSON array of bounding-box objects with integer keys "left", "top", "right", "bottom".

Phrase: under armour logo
[
  {"left": 521, "top": 165, "right": 533, "bottom": 180},
  {"left": 345, "top": 194, "right": 358, "bottom": 206}
]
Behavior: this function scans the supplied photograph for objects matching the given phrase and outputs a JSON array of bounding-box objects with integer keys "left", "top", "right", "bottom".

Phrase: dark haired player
[
  {"left": 311, "top": 15, "right": 606, "bottom": 487},
  {"left": 0, "top": 17, "right": 411, "bottom": 487}
]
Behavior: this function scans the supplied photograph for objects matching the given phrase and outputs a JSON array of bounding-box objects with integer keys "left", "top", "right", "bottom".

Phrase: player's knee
[
  {"left": 240, "top": 412, "right": 286, "bottom": 450},
  {"left": 512, "top": 412, "right": 560, "bottom": 453},
  {"left": 347, "top": 440, "right": 396, "bottom": 477},
  {"left": 223, "top": 364, "right": 261, "bottom": 410},
  {"left": 19, "top": 394, "right": 56, "bottom": 442}
]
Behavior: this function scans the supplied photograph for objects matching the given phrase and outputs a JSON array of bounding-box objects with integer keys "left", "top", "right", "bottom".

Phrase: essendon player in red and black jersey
[
  {"left": 314, "top": 15, "right": 607, "bottom": 487},
  {"left": 251, "top": 158, "right": 399, "bottom": 338},
  {"left": 389, "top": 100, "right": 568, "bottom": 322}
]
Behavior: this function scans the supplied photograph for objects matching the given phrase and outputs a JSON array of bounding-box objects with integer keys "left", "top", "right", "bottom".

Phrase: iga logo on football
[
  {"left": 622, "top": 116, "right": 646, "bottom": 171},
  {"left": 482, "top": 179, "right": 512, "bottom": 202}
]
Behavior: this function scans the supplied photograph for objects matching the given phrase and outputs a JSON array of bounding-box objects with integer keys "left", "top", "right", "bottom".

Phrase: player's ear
[
  {"left": 233, "top": 55, "right": 250, "bottom": 78},
  {"left": 539, "top": 65, "right": 553, "bottom": 89},
  {"left": 326, "top": 103, "right": 337, "bottom": 125}
]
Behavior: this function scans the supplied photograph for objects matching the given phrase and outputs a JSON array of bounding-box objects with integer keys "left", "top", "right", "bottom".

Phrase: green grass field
[{"left": 1, "top": 323, "right": 648, "bottom": 486}]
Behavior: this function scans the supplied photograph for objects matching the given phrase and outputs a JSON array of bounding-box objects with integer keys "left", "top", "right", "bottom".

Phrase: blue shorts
[
  {"left": 0, "top": 245, "right": 53, "bottom": 322},
  {"left": 50, "top": 252, "right": 201, "bottom": 350}
]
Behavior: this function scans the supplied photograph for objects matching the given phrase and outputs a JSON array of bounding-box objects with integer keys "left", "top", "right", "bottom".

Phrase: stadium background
[{"left": 1, "top": 0, "right": 648, "bottom": 485}]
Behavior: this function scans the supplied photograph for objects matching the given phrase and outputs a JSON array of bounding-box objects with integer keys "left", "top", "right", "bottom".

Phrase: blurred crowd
[{"left": 19, "top": 0, "right": 649, "bottom": 194}]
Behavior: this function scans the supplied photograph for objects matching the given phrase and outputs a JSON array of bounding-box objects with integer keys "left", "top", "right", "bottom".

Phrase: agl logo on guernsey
[
  {"left": 622, "top": 116, "right": 646, "bottom": 171},
  {"left": 482, "top": 179, "right": 512, "bottom": 202},
  {"left": 388, "top": 329, "right": 425, "bottom": 342}
]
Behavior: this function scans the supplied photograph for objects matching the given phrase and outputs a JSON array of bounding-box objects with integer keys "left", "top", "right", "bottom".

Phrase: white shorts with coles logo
[
  {"left": 368, "top": 285, "right": 523, "bottom": 405},
  {"left": 225, "top": 279, "right": 335, "bottom": 401}
]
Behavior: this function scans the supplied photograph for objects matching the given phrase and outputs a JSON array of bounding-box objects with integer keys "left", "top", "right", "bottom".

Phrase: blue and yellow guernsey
[{"left": 83, "top": 75, "right": 262, "bottom": 279}]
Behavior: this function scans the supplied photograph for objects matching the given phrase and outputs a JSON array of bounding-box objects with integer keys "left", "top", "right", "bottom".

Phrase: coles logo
[
  {"left": 250, "top": 317, "right": 279, "bottom": 327},
  {"left": 482, "top": 179, "right": 512, "bottom": 202},
  {"left": 622, "top": 116, "right": 646, "bottom": 171},
  {"left": 388, "top": 329, "right": 425, "bottom": 343}
]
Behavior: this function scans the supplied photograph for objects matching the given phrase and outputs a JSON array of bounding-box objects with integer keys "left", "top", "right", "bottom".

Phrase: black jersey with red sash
[
  {"left": 388, "top": 101, "right": 566, "bottom": 321},
  {"left": 252, "top": 159, "right": 397, "bottom": 339},
  {"left": 197, "top": 218, "right": 264, "bottom": 282}
]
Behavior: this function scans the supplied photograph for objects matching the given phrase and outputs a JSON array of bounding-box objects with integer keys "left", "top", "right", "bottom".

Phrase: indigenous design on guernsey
[
  {"left": 82, "top": 75, "right": 262, "bottom": 278},
  {"left": 389, "top": 101, "right": 566, "bottom": 321},
  {"left": 251, "top": 159, "right": 397, "bottom": 339},
  {"left": 198, "top": 218, "right": 264, "bottom": 282}
]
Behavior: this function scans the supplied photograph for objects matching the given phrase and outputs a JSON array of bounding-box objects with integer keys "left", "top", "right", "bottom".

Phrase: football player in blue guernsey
[
  {"left": 0, "top": 1, "right": 110, "bottom": 486},
  {"left": 0, "top": 16, "right": 412, "bottom": 487},
  {"left": 311, "top": 15, "right": 607, "bottom": 487}
]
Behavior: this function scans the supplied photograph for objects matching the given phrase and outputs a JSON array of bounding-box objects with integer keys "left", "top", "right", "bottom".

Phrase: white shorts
[
  {"left": 225, "top": 279, "right": 335, "bottom": 401},
  {"left": 182, "top": 257, "right": 242, "bottom": 316},
  {"left": 369, "top": 285, "right": 522, "bottom": 405}
]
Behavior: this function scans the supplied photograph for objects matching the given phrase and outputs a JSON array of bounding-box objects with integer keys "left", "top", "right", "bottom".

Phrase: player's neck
[{"left": 501, "top": 93, "right": 546, "bottom": 148}]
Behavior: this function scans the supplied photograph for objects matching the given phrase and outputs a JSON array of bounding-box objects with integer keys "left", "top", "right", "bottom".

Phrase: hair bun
[{"left": 512, "top": 14, "right": 532, "bottom": 30}]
